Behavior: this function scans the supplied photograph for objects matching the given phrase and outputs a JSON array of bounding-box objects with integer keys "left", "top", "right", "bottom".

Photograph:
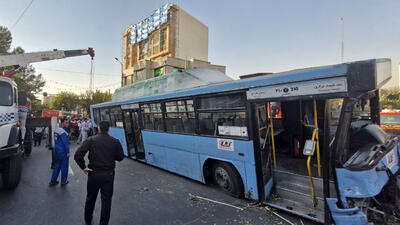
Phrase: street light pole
[{"left": 115, "top": 57, "right": 123, "bottom": 87}]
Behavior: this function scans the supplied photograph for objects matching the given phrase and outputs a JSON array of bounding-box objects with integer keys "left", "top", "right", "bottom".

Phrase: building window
[
  {"left": 172, "top": 68, "right": 183, "bottom": 73},
  {"left": 135, "top": 26, "right": 167, "bottom": 61},
  {"left": 154, "top": 67, "right": 164, "bottom": 77},
  {"left": 141, "top": 103, "right": 164, "bottom": 131},
  {"left": 160, "top": 28, "right": 166, "bottom": 52},
  {"left": 165, "top": 100, "right": 195, "bottom": 134},
  {"left": 153, "top": 30, "right": 160, "bottom": 55}
]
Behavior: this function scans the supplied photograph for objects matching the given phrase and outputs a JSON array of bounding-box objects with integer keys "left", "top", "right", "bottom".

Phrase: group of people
[
  {"left": 68, "top": 118, "right": 94, "bottom": 144},
  {"left": 49, "top": 118, "right": 124, "bottom": 225}
]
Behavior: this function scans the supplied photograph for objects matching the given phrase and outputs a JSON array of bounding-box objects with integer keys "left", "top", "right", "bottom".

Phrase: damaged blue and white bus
[{"left": 90, "top": 59, "right": 399, "bottom": 225}]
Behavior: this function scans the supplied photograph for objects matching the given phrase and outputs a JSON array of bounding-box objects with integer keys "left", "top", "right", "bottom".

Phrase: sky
[{"left": 0, "top": 0, "right": 399, "bottom": 95}]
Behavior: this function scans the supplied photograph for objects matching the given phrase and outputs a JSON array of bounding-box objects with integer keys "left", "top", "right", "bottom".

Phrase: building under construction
[{"left": 121, "top": 4, "right": 225, "bottom": 86}]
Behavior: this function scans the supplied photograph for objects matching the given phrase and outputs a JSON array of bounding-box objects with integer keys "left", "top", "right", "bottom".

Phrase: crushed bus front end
[{"left": 329, "top": 101, "right": 400, "bottom": 225}]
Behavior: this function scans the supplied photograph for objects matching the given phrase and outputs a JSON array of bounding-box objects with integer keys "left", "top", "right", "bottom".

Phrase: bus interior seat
[
  {"left": 199, "top": 118, "right": 214, "bottom": 135},
  {"left": 183, "top": 118, "right": 195, "bottom": 133}
]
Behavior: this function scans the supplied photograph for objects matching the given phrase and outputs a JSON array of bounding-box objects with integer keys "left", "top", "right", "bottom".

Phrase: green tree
[
  {"left": 380, "top": 88, "right": 400, "bottom": 110},
  {"left": 79, "top": 90, "right": 112, "bottom": 115},
  {"left": 12, "top": 66, "right": 46, "bottom": 100},
  {"left": 50, "top": 92, "right": 80, "bottom": 111},
  {"left": 0, "top": 25, "right": 46, "bottom": 104},
  {"left": 0, "top": 26, "right": 12, "bottom": 54}
]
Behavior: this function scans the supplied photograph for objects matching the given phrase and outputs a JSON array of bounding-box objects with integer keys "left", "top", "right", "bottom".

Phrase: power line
[
  {"left": 36, "top": 67, "right": 119, "bottom": 77},
  {"left": 10, "top": 0, "right": 35, "bottom": 30}
]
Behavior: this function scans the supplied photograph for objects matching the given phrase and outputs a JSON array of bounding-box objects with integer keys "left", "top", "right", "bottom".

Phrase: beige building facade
[{"left": 122, "top": 4, "right": 225, "bottom": 86}]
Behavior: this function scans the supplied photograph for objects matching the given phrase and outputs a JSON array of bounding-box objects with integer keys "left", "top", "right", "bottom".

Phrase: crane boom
[{"left": 0, "top": 47, "right": 94, "bottom": 68}]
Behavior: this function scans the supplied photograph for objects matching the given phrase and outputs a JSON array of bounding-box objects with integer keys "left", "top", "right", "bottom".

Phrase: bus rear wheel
[{"left": 212, "top": 162, "right": 243, "bottom": 198}]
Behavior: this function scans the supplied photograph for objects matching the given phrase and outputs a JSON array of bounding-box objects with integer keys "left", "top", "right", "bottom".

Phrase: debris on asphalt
[
  {"left": 264, "top": 206, "right": 295, "bottom": 225},
  {"left": 188, "top": 193, "right": 199, "bottom": 201}
]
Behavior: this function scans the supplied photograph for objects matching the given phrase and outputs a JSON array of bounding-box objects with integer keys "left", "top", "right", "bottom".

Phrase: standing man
[
  {"left": 49, "top": 118, "right": 70, "bottom": 186},
  {"left": 77, "top": 119, "right": 82, "bottom": 144},
  {"left": 74, "top": 121, "right": 124, "bottom": 225},
  {"left": 33, "top": 126, "right": 44, "bottom": 146},
  {"left": 81, "top": 118, "right": 90, "bottom": 143}
]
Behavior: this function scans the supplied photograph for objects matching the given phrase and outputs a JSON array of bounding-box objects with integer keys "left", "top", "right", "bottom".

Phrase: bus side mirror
[{"left": 18, "top": 91, "right": 27, "bottom": 106}]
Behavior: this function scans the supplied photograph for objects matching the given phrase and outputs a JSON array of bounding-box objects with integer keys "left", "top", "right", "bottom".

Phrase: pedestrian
[
  {"left": 81, "top": 118, "right": 90, "bottom": 143},
  {"left": 34, "top": 126, "right": 44, "bottom": 146},
  {"left": 49, "top": 118, "right": 70, "bottom": 186},
  {"left": 77, "top": 119, "right": 83, "bottom": 144},
  {"left": 74, "top": 121, "right": 124, "bottom": 225}
]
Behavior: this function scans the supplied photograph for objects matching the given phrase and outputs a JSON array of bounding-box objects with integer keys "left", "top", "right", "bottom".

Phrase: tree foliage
[
  {"left": 50, "top": 92, "right": 80, "bottom": 111},
  {"left": 0, "top": 26, "right": 12, "bottom": 54},
  {"left": 12, "top": 66, "right": 46, "bottom": 100},
  {"left": 0, "top": 25, "right": 45, "bottom": 102},
  {"left": 380, "top": 88, "right": 400, "bottom": 110},
  {"left": 49, "top": 90, "right": 112, "bottom": 116},
  {"left": 79, "top": 90, "right": 112, "bottom": 115}
]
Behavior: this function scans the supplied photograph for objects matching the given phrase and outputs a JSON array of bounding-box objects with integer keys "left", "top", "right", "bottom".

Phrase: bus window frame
[
  {"left": 137, "top": 91, "right": 250, "bottom": 140},
  {"left": 140, "top": 101, "right": 164, "bottom": 131},
  {"left": 93, "top": 108, "right": 100, "bottom": 125},
  {"left": 164, "top": 99, "right": 196, "bottom": 135},
  {"left": 99, "top": 107, "right": 111, "bottom": 123},
  {"left": 110, "top": 106, "right": 123, "bottom": 128}
]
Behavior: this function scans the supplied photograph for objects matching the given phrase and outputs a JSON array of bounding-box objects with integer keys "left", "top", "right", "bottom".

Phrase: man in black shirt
[{"left": 74, "top": 121, "right": 124, "bottom": 225}]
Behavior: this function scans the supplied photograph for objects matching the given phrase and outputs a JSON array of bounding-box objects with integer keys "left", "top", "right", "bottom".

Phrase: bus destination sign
[{"left": 246, "top": 77, "right": 348, "bottom": 100}]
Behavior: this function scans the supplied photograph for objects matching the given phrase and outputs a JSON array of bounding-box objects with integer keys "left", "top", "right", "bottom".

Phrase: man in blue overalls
[{"left": 49, "top": 118, "right": 70, "bottom": 186}]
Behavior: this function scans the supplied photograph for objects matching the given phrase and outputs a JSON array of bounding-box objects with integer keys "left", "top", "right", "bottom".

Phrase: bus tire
[
  {"left": 212, "top": 162, "right": 243, "bottom": 198},
  {"left": 2, "top": 154, "right": 23, "bottom": 189}
]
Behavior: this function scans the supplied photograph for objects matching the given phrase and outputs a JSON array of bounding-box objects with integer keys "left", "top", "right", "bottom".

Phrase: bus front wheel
[{"left": 212, "top": 162, "right": 243, "bottom": 198}]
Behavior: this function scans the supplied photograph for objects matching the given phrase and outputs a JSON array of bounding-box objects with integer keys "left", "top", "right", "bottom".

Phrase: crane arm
[{"left": 0, "top": 47, "right": 94, "bottom": 68}]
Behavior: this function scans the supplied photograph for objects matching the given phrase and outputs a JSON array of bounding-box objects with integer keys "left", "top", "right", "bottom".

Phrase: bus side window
[
  {"left": 165, "top": 100, "right": 195, "bottom": 134},
  {"left": 197, "top": 93, "right": 248, "bottom": 138},
  {"left": 95, "top": 109, "right": 100, "bottom": 124},
  {"left": 199, "top": 112, "right": 247, "bottom": 137},
  {"left": 110, "top": 107, "right": 123, "bottom": 127},
  {"left": 141, "top": 103, "right": 164, "bottom": 131},
  {"left": 100, "top": 108, "right": 111, "bottom": 122}
]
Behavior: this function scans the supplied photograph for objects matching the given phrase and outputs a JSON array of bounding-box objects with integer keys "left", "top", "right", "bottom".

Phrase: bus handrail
[{"left": 268, "top": 103, "right": 277, "bottom": 168}]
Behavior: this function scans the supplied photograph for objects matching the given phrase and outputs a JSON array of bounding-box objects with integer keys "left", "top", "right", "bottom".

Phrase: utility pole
[
  {"left": 341, "top": 17, "right": 344, "bottom": 63},
  {"left": 115, "top": 57, "right": 123, "bottom": 87}
]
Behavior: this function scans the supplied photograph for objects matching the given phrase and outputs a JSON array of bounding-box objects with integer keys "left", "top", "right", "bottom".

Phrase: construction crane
[
  {"left": 0, "top": 48, "right": 95, "bottom": 77},
  {"left": 0, "top": 47, "right": 94, "bottom": 189}
]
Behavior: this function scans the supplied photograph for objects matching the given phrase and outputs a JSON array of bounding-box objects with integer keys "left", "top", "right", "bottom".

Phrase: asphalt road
[{"left": 0, "top": 143, "right": 317, "bottom": 225}]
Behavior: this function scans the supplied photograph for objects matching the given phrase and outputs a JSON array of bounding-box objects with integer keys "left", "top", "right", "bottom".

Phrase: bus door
[
  {"left": 122, "top": 110, "right": 136, "bottom": 157},
  {"left": 253, "top": 103, "right": 274, "bottom": 200},
  {"left": 131, "top": 110, "right": 145, "bottom": 159},
  {"left": 122, "top": 107, "right": 145, "bottom": 159}
]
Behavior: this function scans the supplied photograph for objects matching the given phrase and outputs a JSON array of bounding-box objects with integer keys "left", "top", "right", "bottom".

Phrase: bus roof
[{"left": 92, "top": 58, "right": 391, "bottom": 109}]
